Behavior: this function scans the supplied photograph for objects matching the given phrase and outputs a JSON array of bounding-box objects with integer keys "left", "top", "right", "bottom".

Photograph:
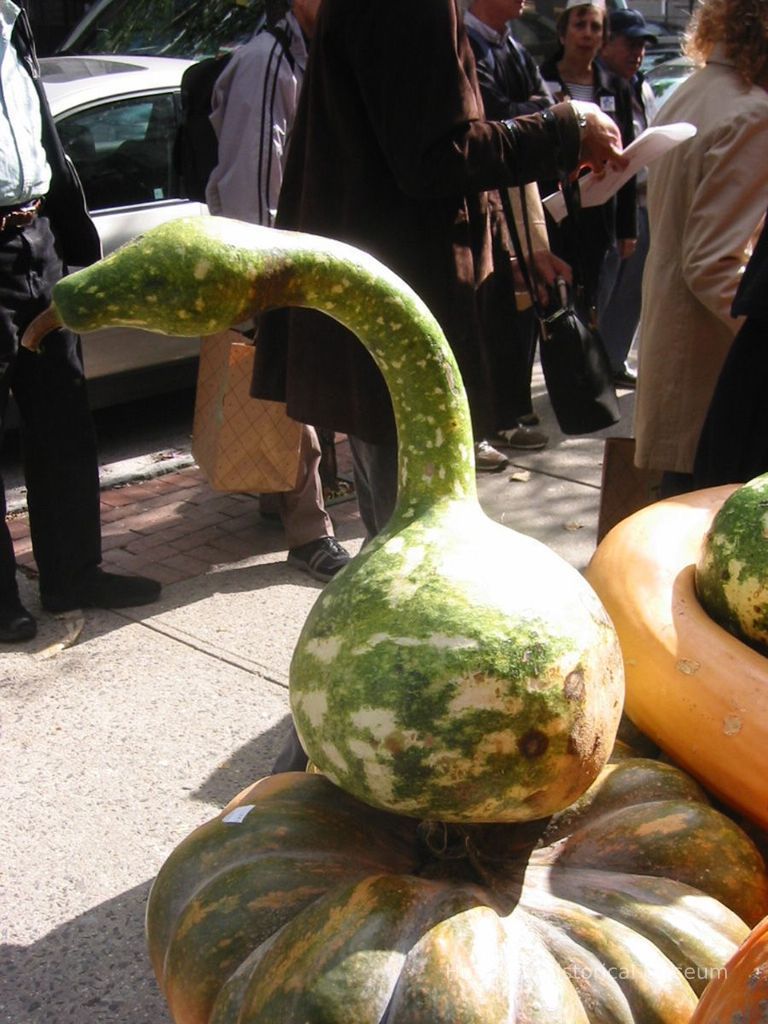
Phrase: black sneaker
[
  {"left": 474, "top": 440, "right": 509, "bottom": 472},
  {"left": 287, "top": 537, "right": 351, "bottom": 582}
]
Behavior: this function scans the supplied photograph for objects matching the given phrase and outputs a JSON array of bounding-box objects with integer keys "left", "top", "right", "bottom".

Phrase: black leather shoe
[
  {"left": 41, "top": 569, "right": 162, "bottom": 613},
  {"left": 0, "top": 597, "right": 37, "bottom": 642}
]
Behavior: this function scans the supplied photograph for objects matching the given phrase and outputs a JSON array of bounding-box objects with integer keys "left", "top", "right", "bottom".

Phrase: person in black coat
[
  {"left": 464, "top": 0, "right": 564, "bottom": 453},
  {"left": 692, "top": 210, "right": 768, "bottom": 488},
  {"left": 253, "top": 0, "right": 626, "bottom": 539},
  {"left": 0, "top": 1, "right": 160, "bottom": 642},
  {"left": 596, "top": 7, "right": 658, "bottom": 387}
]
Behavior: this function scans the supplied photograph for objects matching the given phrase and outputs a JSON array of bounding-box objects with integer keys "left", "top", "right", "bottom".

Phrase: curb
[{"left": 6, "top": 447, "right": 196, "bottom": 517}]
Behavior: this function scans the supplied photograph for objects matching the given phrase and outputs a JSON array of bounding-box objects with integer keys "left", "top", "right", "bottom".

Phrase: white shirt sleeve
[{"left": 0, "top": 10, "right": 51, "bottom": 203}]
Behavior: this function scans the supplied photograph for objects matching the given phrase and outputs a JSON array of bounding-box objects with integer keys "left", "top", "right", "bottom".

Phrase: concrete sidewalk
[{"left": 0, "top": 378, "right": 636, "bottom": 1024}]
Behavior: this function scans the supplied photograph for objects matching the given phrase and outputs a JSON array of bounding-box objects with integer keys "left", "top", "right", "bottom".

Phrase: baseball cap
[
  {"left": 608, "top": 8, "right": 658, "bottom": 42},
  {"left": 565, "top": 0, "right": 607, "bottom": 9}
]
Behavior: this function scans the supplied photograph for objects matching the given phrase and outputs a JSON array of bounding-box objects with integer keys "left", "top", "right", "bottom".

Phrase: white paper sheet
[{"left": 542, "top": 122, "right": 697, "bottom": 223}]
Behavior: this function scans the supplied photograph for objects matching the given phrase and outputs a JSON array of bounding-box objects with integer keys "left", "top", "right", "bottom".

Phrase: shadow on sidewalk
[
  {"left": 2, "top": 881, "right": 170, "bottom": 1024},
  {"left": 191, "top": 715, "right": 296, "bottom": 807},
  {"left": 2, "top": 716, "right": 294, "bottom": 1024},
  {"left": 11, "top": 535, "right": 364, "bottom": 658}
]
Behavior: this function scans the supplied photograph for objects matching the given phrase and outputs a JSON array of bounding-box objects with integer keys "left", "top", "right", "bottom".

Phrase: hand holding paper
[
  {"left": 573, "top": 99, "right": 629, "bottom": 176},
  {"left": 542, "top": 123, "right": 697, "bottom": 223}
]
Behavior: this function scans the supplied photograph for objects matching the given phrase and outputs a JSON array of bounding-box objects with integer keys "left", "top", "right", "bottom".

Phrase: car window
[
  {"left": 60, "top": 0, "right": 264, "bottom": 59},
  {"left": 645, "top": 58, "right": 694, "bottom": 107},
  {"left": 509, "top": 12, "right": 558, "bottom": 65},
  {"left": 58, "top": 92, "right": 183, "bottom": 211}
]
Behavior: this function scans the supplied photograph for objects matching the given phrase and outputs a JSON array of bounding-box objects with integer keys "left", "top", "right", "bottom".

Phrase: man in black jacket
[
  {"left": 465, "top": 0, "right": 554, "bottom": 121},
  {"left": 0, "top": 0, "right": 160, "bottom": 642},
  {"left": 693, "top": 209, "right": 768, "bottom": 488},
  {"left": 254, "top": 0, "right": 625, "bottom": 538},
  {"left": 465, "top": 0, "right": 569, "bottom": 452}
]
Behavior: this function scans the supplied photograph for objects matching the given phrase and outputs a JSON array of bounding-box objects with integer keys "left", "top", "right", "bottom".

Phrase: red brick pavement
[{"left": 8, "top": 441, "right": 360, "bottom": 588}]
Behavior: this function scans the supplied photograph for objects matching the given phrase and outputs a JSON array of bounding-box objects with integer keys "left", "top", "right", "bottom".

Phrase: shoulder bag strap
[{"left": 499, "top": 186, "right": 549, "bottom": 320}]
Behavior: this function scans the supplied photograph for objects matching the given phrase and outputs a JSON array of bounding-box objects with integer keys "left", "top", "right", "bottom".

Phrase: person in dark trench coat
[{"left": 253, "top": 0, "right": 625, "bottom": 539}]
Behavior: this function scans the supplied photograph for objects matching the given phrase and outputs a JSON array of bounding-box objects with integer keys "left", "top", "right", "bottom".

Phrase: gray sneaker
[
  {"left": 491, "top": 426, "right": 548, "bottom": 451},
  {"left": 474, "top": 440, "right": 509, "bottom": 472},
  {"left": 287, "top": 537, "right": 351, "bottom": 582}
]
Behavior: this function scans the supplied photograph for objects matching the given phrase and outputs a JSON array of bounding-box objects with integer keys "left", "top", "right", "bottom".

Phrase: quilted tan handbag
[{"left": 192, "top": 330, "right": 302, "bottom": 493}]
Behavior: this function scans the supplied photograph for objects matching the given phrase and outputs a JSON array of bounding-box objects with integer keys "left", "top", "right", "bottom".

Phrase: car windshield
[
  {"left": 59, "top": 0, "right": 265, "bottom": 59},
  {"left": 646, "top": 57, "right": 694, "bottom": 105}
]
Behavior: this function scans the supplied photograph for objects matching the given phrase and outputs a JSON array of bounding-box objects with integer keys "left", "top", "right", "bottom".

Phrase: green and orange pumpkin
[{"left": 145, "top": 757, "right": 768, "bottom": 1024}]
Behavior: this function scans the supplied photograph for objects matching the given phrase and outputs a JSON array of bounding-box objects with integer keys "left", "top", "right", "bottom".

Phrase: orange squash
[
  {"left": 689, "top": 914, "right": 768, "bottom": 1023},
  {"left": 585, "top": 486, "right": 768, "bottom": 830}
]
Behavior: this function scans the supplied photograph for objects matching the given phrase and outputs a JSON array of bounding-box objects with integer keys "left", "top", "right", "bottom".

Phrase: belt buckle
[{"left": 0, "top": 199, "right": 41, "bottom": 233}]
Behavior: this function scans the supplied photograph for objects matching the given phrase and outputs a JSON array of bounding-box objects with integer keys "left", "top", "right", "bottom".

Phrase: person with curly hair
[{"left": 633, "top": 0, "right": 768, "bottom": 497}]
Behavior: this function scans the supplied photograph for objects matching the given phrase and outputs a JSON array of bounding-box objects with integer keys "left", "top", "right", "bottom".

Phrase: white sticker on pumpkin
[{"left": 222, "top": 804, "right": 255, "bottom": 824}]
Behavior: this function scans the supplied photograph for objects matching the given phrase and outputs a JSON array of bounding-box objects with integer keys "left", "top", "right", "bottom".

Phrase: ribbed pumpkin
[
  {"left": 585, "top": 487, "right": 768, "bottom": 829},
  {"left": 23, "top": 215, "right": 624, "bottom": 823},
  {"left": 689, "top": 915, "right": 768, "bottom": 1024},
  {"left": 145, "top": 750, "right": 768, "bottom": 1024}
]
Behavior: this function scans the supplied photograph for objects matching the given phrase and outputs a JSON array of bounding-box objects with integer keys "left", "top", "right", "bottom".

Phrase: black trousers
[
  {"left": 478, "top": 263, "right": 538, "bottom": 429},
  {"left": 0, "top": 215, "right": 101, "bottom": 601},
  {"left": 693, "top": 315, "right": 768, "bottom": 490}
]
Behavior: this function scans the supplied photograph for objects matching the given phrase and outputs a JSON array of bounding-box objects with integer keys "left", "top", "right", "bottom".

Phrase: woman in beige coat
[{"left": 634, "top": 0, "right": 768, "bottom": 496}]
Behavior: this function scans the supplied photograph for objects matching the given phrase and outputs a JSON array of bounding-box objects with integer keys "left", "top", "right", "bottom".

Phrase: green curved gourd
[
  {"left": 25, "top": 216, "right": 624, "bottom": 823},
  {"left": 695, "top": 472, "right": 768, "bottom": 655}
]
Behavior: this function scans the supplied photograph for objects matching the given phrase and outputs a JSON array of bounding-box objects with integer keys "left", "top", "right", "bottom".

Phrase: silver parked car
[
  {"left": 58, "top": 0, "right": 264, "bottom": 59},
  {"left": 41, "top": 54, "right": 209, "bottom": 407},
  {"left": 645, "top": 55, "right": 695, "bottom": 108}
]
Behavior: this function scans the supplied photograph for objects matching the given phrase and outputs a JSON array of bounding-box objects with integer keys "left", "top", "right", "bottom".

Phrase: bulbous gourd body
[
  {"left": 24, "top": 216, "right": 624, "bottom": 822},
  {"left": 292, "top": 498, "right": 622, "bottom": 822}
]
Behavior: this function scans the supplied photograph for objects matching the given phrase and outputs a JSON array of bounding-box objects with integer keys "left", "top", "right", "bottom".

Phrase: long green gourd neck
[
  {"left": 260, "top": 230, "right": 478, "bottom": 523},
  {"left": 25, "top": 218, "right": 477, "bottom": 521}
]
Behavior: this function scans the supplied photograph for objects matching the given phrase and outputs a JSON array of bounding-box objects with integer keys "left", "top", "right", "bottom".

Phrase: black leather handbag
[
  {"left": 538, "top": 275, "right": 620, "bottom": 434},
  {"left": 502, "top": 183, "right": 620, "bottom": 436}
]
